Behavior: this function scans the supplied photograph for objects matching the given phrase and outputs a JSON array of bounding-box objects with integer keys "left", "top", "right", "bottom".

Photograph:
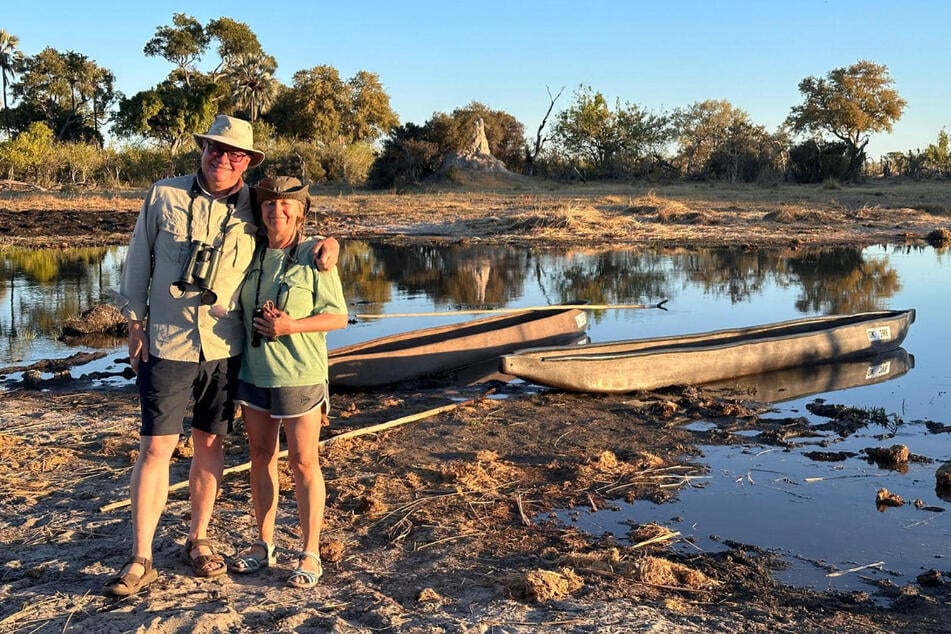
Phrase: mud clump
[
  {"left": 635, "top": 556, "right": 718, "bottom": 590},
  {"left": 865, "top": 444, "right": 910, "bottom": 470},
  {"left": 518, "top": 567, "right": 585, "bottom": 602},
  {"left": 876, "top": 488, "right": 905, "bottom": 509}
]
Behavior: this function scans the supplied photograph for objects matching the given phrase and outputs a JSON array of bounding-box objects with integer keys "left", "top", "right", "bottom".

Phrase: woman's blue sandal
[
  {"left": 287, "top": 551, "right": 323, "bottom": 588},
  {"left": 228, "top": 539, "right": 276, "bottom": 574}
]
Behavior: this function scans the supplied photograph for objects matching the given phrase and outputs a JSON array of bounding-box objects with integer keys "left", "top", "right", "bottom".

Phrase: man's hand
[
  {"left": 313, "top": 237, "right": 340, "bottom": 271},
  {"left": 128, "top": 320, "right": 149, "bottom": 374}
]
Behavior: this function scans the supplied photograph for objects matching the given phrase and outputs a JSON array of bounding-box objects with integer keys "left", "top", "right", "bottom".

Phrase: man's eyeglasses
[{"left": 203, "top": 141, "right": 249, "bottom": 162}]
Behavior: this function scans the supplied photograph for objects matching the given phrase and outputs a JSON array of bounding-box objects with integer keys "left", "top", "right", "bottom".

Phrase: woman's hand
[{"left": 255, "top": 302, "right": 297, "bottom": 338}]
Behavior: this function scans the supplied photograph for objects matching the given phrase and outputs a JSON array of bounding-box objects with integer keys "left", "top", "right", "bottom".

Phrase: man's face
[{"left": 200, "top": 140, "right": 251, "bottom": 194}]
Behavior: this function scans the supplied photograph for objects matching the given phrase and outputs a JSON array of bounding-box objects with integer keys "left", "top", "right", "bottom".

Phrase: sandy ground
[
  {"left": 7, "top": 381, "right": 950, "bottom": 634},
  {"left": 2, "top": 182, "right": 951, "bottom": 633}
]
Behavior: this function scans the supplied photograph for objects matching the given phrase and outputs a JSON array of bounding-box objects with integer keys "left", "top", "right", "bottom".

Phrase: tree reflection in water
[
  {"left": 0, "top": 246, "right": 118, "bottom": 348},
  {"left": 337, "top": 242, "right": 904, "bottom": 320},
  {"left": 0, "top": 242, "right": 913, "bottom": 364}
]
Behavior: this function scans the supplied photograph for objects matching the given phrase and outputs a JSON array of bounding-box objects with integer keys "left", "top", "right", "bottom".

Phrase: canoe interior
[
  {"left": 329, "top": 310, "right": 585, "bottom": 357},
  {"left": 329, "top": 307, "right": 589, "bottom": 388}
]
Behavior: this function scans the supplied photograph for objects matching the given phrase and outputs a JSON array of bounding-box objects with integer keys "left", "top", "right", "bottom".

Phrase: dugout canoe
[
  {"left": 702, "top": 347, "right": 914, "bottom": 404},
  {"left": 329, "top": 306, "right": 589, "bottom": 388},
  {"left": 499, "top": 309, "right": 915, "bottom": 393}
]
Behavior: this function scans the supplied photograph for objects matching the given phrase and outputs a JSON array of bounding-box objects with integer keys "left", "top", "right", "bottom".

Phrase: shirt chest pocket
[
  {"left": 279, "top": 274, "right": 316, "bottom": 317},
  {"left": 157, "top": 214, "right": 191, "bottom": 268}
]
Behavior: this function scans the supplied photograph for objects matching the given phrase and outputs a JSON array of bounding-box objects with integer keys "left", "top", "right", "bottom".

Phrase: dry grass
[
  {"left": 763, "top": 209, "right": 832, "bottom": 224},
  {"left": 3, "top": 176, "right": 951, "bottom": 249},
  {"left": 0, "top": 192, "right": 143, "bottom": 212},
  {"left": 5, "top": 177, "right": 951, "bottom": 213},
  {"left": 320, "top": 180, "right": 951, "bottom": 247}
]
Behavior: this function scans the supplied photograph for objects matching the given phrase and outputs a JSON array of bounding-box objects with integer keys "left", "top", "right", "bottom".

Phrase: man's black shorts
[{"left": 136, "top": 355, "right": 240, "bottom": 436}]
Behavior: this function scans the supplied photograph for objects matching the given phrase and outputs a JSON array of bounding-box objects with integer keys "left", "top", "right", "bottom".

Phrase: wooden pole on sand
[{"left": 98, "top": 393, "right": 487, "bottom": 513}]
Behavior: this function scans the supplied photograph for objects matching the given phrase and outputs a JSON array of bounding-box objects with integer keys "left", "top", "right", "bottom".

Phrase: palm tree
[
  {"left": 225, "top": 52, "right": 279, "bottom": 122},
  {"left": 0, "top": 29, "right": 23, "bottom": 138}
]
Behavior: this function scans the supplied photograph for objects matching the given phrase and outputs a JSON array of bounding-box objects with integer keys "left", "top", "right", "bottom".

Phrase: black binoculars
[
  {"left": 250, "top": 306, "right": 276, "bottom": 347},
  {"left": 169, "top": 240, "right": 221, "bottom": 305}
]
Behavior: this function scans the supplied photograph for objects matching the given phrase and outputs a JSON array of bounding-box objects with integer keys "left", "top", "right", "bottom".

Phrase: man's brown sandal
[
  {"left": 181, "top": 538, "right": 227, "bottom": 578},
  {"left": 104, "top": 556, "right": 158, "bottom": 597}
]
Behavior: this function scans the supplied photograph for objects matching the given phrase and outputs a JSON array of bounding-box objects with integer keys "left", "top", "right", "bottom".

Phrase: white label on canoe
[
  {"left": 866, "top": 326, "right": 892, "bottom": 342},
  {"left": 865, "top": 360, "right": 892, "bottom": 380},
  {"left": 575, "top": 313, "right": 588, "bottom": 329}
]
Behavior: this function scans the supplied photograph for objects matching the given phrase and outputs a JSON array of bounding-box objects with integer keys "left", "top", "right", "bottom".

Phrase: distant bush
[{"left": 788, "top": 140, "right": 852, "bottom": 183}]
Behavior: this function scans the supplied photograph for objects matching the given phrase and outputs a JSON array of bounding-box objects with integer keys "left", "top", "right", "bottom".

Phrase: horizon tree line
[{"left": 1, "top": 17, "right": 946, "bottom": 190}]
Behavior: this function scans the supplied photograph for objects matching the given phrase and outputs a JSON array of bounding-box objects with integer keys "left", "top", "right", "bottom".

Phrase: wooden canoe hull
[
  {"left": 500, "top": 309, "right": 915, "bottom": 393},
  {"left": 329, "top": 307, "right": 589, "bottom": 388}
]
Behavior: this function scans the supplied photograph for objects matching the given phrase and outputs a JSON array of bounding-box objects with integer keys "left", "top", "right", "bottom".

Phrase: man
[{"left": 104, "top": 115, "right": 339, "bottom": 596}]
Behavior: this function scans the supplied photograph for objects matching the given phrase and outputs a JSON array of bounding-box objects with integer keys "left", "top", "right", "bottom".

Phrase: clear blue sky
[{"left": 5, "top": 1, "right": 948, "bottom": 158}]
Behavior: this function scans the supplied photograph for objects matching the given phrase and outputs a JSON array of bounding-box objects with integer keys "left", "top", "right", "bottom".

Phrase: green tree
[
  {"left": 673, "top": 100, "right": 786, "bottom": 182},
  {"left": 56, "top": 141, "right": 104, "bottom": 186},
  {"left": 225, "top": 52, "right": 279, "bottom": 122},
  {"left": 0, "top": 120, "right": 55, "bottom": 183},
  {"left": 672, "top": 100, "right": 744, "bottom": 177},
  {"left": 552, "top": 85, "right": 670, "bottom": 178},
  {"left": 612, "top": 101, "right": 671, "bottom": 176},
  {"left": 0, "top": 29, "right": 24, "bottom": 139},
  {"left": 268, "top": 66, "right": 397, "bottom": 145},
  {"left": 344, "top": 70, "right": 399, "bottom": 143},
  {"left": 788, "top": 139, "right": 851, "bottom": 183},
  {"left": 144, "top": 14, "right": 265, "bottom": 85},
  {"left": 368, "top": 122, "right": 443, "bottom": 189},
  {"left": 10, "top": 48, "right": 116, "bottom": 144},
  {"left": 112, "top": 77, "right": 220, "bottom": 152},
  {"left": 268, "top": 65, "right": 346, "bottom": 143},
  {"left": 553, "top": 86, "right": 614, "bottom": 172},
  {"left": 924, "top": 129, "right": 951, "bottom": 177},
  {"left": 116, "top": 13, "right": 267, "bottom": 150},
  {"left": 143, "top": 13, "right": 209, "bottom": 88},
  {"left": 786, "top": 60, "right": 906, "bottom": 180},
  {"left": 206, "top": 17, "right": 263, "bottom": 73},
  {"left": 706, "top": 119, "right": 787, "bottom": 183}
]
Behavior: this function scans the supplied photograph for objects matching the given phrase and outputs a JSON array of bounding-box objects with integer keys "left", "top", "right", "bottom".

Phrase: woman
[{"left": 229, "top": 176, "right": 348, "bottom": 588}]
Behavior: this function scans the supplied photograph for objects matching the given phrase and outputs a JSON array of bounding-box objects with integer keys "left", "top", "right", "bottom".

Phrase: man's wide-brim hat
[
  {"left": 194, "top": 115, "right": 265, "bottom": 167},
  {"left": 253, "top": 176, "right": 311, "bottom": 209}
]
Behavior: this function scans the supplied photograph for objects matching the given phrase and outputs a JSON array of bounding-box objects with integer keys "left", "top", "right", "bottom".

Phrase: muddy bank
[
  {"left": 1, "top": 185, "right": 949, "bottom": 249},
  {"left": 3, "top": 376, "right": 951, "bottom": 632}
]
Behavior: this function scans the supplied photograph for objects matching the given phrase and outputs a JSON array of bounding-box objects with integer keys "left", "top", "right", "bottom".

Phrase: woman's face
[{"left": 261, "top": 198, "right": 304, "bottom": 236}]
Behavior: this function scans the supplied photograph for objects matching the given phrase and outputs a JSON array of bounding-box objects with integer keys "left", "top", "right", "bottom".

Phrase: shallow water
[{"left": 1, "top": 241, "right": 948, "bottom": 591}]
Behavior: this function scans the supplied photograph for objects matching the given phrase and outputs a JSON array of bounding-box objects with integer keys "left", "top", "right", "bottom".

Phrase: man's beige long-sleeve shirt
[{"left": 118, "top": 174, "right": 258, "bottom": 362}]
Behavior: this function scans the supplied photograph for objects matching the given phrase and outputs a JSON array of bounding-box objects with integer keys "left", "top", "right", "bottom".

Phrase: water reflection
[
  {"left": 336, "top": 241, "right": 905, "bottom": 318},
  {"left": 1, "top": 246, "right": 123, "bottom": 362},
  {"left": 703, "top": 348, "right": 915, "bottom": 404},
  {"left": 0, "top": 242, "right": 916, "bottom": 366}
]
